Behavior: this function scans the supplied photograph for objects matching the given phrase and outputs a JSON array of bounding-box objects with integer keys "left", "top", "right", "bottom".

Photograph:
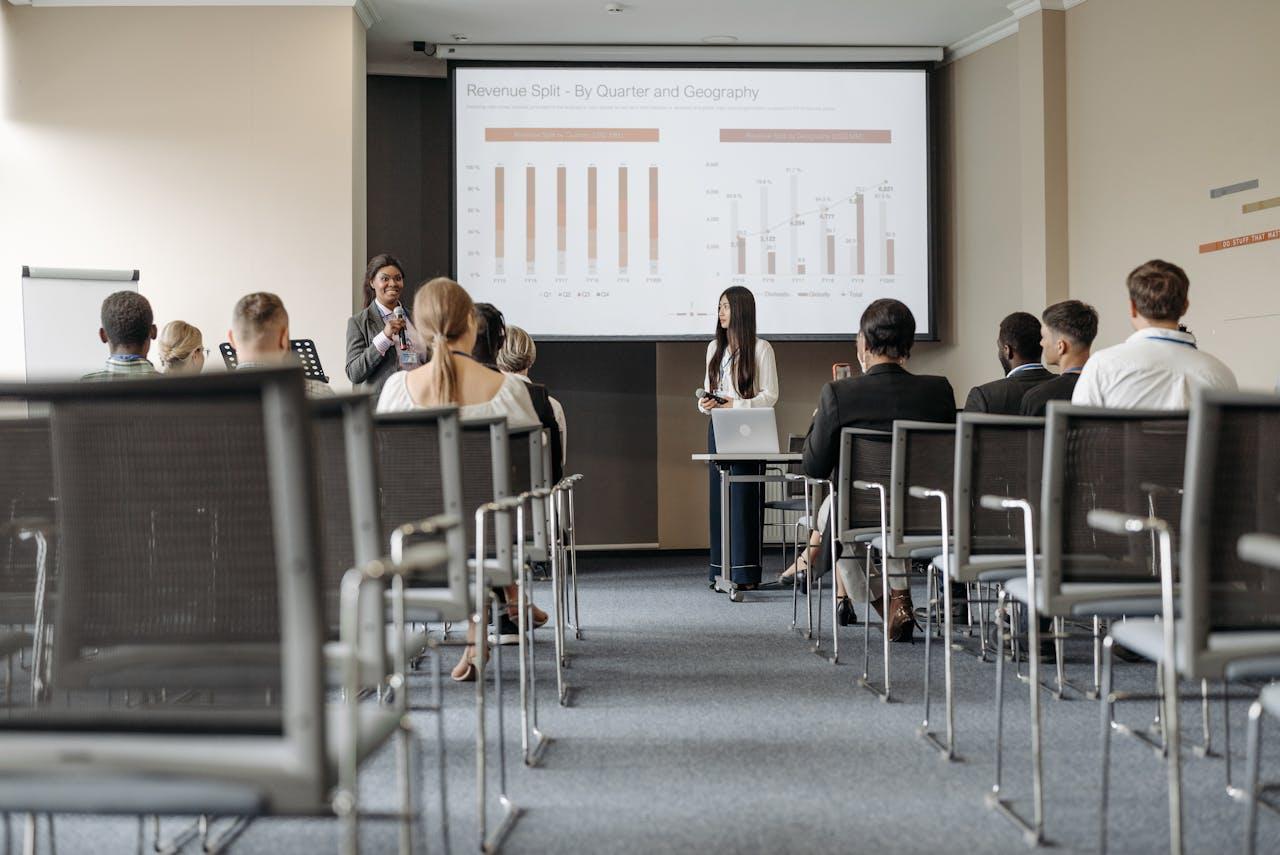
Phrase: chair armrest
[
  {"left": 1239, "top": 533, "right": 1280, "bottom": 570},
  {"left": 390, "top": 513, "right": 461, "bottom": 563}
]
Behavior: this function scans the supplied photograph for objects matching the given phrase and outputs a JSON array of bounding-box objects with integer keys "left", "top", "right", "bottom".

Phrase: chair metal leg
[
  {"left": 1193, "top": 678, "right": 1219, "bottom": 759},
  {"left": 1099, "top": 635, "right": 1115, "bottom": 855},
  {"left": 918, "top": 490, "right": 955, "bottom": 760},
  {"left": 567, "top": 483, "right": 582, "bottom": 640},
  {"left": 1244, "top": 699, "right": 1264, "bottom": 855},
  {"left": 987, "top": 592, "right": 1046, "bottom": 845}
]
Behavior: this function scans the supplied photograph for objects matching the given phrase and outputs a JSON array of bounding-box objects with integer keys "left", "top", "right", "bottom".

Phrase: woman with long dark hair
[{"left": 699, "top": 286, "right": 779, "bottom": 590}]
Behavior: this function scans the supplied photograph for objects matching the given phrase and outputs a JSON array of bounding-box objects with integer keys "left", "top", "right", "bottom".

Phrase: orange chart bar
[
  {"left": 486, "top": 128, "right": 660, "bottom": 143},
  {"left": 618, "top": 167, "right": 628, "bottom": 273},
  {"left": 886, "top": 238, "right": 895, "bottom": 276},
  {"left": 826, "top": 234, "right": 835, "bottom": 275},
  {"left": 525, "top": 166, "right": 535, "bottom": 274},
  {"left": 855, "top": 193, "right": 865, "bottom": 276},
  {"left": 767, "top": 250, "right": 776, "bottom": 275},
  {"left": 494, "top": 166, "right": 505, "bottom": 274},
  {"left": 648, "top": 167, "right": 659, "bottom": 273},
  {"left": 587, "top": 167, "right": 598, "bottom": 274},
  {"left": 719, "top": 129, "right": 892, "bottom": 144},
  {"left": 556, "top": 166, "right": 567, "bottom": 276},
  {"left": 736, "top": 237, "right": 746, "bottom": 275}
]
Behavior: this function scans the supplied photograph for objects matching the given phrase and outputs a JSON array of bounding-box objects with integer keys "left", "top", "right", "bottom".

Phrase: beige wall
[
  {"left": 1066, "top": 0, "right": 1280, "bottom": 390},
  {"left": 0, "top": 4, "right": 367, "bottom": 385}
]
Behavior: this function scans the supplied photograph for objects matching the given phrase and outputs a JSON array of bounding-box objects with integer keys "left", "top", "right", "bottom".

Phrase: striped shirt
[{"left": 81, "top": 355, "right": 158, "bottom": 382}]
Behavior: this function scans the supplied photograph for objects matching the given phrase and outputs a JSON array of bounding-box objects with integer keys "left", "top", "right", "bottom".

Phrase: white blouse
[
  {"left": 697, "top": 338, "right": 779, "bottom": 414},
  {"left": 377, "top": 370, "right": 542, "bottom": 429}
]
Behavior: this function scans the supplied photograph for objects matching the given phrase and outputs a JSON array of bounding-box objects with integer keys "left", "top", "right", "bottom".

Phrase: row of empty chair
[{"left": 0, "top": 367, "right": 586, "bottom": 854}]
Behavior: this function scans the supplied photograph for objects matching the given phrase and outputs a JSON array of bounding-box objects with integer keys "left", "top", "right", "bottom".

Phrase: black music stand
[{"left": 219, "top": 339, "right": 329, "bottom": 383}]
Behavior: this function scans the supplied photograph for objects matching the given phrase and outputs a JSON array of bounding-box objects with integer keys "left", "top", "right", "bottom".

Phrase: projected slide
[{"left": 454, "top": 67, "right": 930, "bottom": 339}]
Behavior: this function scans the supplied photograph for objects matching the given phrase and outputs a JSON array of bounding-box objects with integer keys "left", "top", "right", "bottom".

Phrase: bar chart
[
  {"left": 717, "top": 172, "right": 897, "bottom": 281},
  {"left": 478, "top": 159, "right": 662, "bottom": 280}
]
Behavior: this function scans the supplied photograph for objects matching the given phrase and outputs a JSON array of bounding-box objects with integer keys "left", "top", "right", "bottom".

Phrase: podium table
[{"left": 692, "top": 452, "right": 803, "bottom": 601}]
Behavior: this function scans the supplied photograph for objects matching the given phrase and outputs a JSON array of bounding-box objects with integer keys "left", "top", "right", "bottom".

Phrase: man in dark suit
[
  {"left": 1020, "top": 300, "right": 1098, "bottom": 417},
  {"left": 963, "top": 311, "right": 1054, "bottom": 414},
  {"left": 802, "top": 298, "right": 956, "bottom": 641}
]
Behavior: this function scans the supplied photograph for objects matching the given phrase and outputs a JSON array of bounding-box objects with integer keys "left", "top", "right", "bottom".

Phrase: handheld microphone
[
  {"left": 393, "top": 305, "right": 408, "bottom": 348},
  {"left": 696, "top": 388, "right": 727, "bottom": 404}
]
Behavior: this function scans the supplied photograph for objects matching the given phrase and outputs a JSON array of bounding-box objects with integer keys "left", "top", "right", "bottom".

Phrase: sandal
[
  {"left": 451, "top": 646, "right": 481, "bottom": 682},
  {"left": 778, "top": 551, "right": 811, "bottom": 582}
]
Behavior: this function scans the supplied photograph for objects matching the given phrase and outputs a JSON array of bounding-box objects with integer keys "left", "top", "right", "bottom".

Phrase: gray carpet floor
[{"left": 33, "top": 553, "right": 1280, "bottom": 853}]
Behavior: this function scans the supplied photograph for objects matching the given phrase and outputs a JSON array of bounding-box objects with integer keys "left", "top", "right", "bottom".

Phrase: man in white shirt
[
  {"left": 1071, "top": 259, "right": 1236, "bottom": 409},
  {"left": 229, "top": 292, "right": 335, "bottom": 398}
]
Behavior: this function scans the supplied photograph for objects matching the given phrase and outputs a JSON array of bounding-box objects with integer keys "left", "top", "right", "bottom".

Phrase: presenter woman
[
  {"left": 345, "top": 253, "right": 420, "bottom": 396},
  {"left": 699, "top": 286, "right": 778, "bottom": 590}
]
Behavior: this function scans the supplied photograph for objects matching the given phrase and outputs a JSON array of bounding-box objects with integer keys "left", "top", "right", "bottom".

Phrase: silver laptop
[{"left": 711, "top": 408, "right": 781, "bottom": 454}]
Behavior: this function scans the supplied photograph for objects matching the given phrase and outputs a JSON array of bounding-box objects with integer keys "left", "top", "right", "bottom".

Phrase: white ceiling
[{"left": 367, "top": 0, "right": 1020, "bottom": 71}]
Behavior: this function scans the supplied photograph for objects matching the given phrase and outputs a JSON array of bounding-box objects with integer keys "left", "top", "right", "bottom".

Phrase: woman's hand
[
  {"left": 383, "top": 314, "right": 407, "bottom": 341},
  {"left": 700, "top": 396, "right": 729, "bottom": 410}
]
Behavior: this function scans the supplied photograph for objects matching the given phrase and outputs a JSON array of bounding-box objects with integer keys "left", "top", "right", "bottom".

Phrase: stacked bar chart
[{"left": 715, "top": 174, "right": 894, "bottom": 280}]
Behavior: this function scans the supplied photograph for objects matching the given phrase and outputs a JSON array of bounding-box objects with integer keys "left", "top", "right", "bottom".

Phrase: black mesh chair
[
  {"left": 887, "top": 420, "right": 958, "bottom": 760},
  {"left": 764, "top": 434, "right": 810, "bottom": 575},
  {"left": 0, "top": 418, "right": 54, "bottom": 699},
  {"left": 375, "top": 406, "right": 522, "bottom": 849},
  {"left": 1240, "top": 533, "right": 1280, "bottom": 854},
  {"left": 0, "top": 369, "right": 436, "bottom": 855},
  {"left": 986, "top": 404, "right": 1188, "bottom": 846},
  {"left": 1092, "top": 392, "right": 1280, "bottom": 855},
  {"left": 312, "top": 395, "right": 433, "bottom": 687},
  {"left": 836, "top": 428, "right": 893, "bottom": 690}
]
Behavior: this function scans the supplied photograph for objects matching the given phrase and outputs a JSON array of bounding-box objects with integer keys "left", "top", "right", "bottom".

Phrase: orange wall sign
[{"left": 1199, "top": 228, "right": 1280, "bottom": 254}]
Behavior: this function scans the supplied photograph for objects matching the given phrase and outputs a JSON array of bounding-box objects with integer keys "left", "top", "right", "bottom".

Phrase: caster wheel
[{"left": 729, "top": 589, "right": 743, "bottom": 603}]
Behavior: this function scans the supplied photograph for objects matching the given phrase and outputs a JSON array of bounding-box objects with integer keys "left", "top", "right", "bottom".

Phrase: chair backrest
[
  {"left": 783, "top": 433, "right": 806, "bottom": 499},
  {"left": 1182, "top": 391, "right": 1280, "bottom": 661},
  {"left": 373, "top": 406, "right": 466, "bottom": 583},
  {"left": 461, "top": 417, "right": 513, "bottom": 578},
  {"left": 311, "top": 395, "right": 382, "bottom": 641},
  {"left": 837, "top": 428, "right": 893, "bottom": 537},
  {"left": 0, "top": 369, "right": 327, "bottom": 801},
  {"left": 0, "top": 417, "right": 55, "bottom": 624},
  {"left": 508, "top": 426, "right": 550, "bottom": 552},
  {"left": 954, "top": 414, "right": 1045, "bottom": 565},
  {"left": 1041, "top": 403, "right": 1188, "bottom": 602},
  {"left": 890, "top": 420, "right": 956, "bottom": 548}
]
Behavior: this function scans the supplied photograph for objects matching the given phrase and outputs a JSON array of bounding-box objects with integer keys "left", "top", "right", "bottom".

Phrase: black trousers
[{"left": 707, "top": 422, "right": 764, "bottom": 585}]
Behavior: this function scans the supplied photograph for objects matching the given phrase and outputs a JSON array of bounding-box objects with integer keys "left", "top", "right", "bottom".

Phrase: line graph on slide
[{"left": 709, "top": 168, "right": 898, "bottom": 283}]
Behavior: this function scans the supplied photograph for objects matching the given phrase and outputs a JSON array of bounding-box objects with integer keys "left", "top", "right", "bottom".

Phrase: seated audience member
[
  {"left": 81, "top": 291, "right": 159, "bottom": 381},
  {"left": 156, "top": 320, "right": 207, "bottom": 375},
  {"left": 1020, "top": 300, "right": 1098, "bottom": 417},
  {"left": 377, "top": 277, "right": 545, "bottom": 681},
  {"left": 498, "top": 324, "right": 568, "bottom": 472},
  {"left": 1072, "top": 259, "right": 1237, "bottom": 408},
  {"left": 228, "top": 292, "right": 334, "bottom": 397},
  {"left": 801, "top": 298, "right": 956, "bottom": 641},
  {"left": 474, "top": 304, "right": 564, "bottom": 483},
  {"left": 964, "top": 311, "right": 1054, "bottom": 413}
]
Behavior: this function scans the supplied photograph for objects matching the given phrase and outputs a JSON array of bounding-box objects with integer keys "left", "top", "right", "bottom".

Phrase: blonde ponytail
[{"left": 412, "top": 277, "right": 475, "bottom": 406}]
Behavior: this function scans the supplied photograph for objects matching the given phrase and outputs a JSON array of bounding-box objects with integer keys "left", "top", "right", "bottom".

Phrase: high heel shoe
[{"left": 836, "top": 595, "right": 857, "bottom": 626}]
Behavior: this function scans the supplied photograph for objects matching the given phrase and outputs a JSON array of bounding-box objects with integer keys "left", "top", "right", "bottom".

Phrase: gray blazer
[{"left": 345, "top": 303, "right": 399, "bottom": 396}]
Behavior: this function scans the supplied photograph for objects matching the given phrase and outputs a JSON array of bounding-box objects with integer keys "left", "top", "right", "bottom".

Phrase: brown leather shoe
[{"left": 887, "top": 589, "right": 918, "bottom": 643}]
